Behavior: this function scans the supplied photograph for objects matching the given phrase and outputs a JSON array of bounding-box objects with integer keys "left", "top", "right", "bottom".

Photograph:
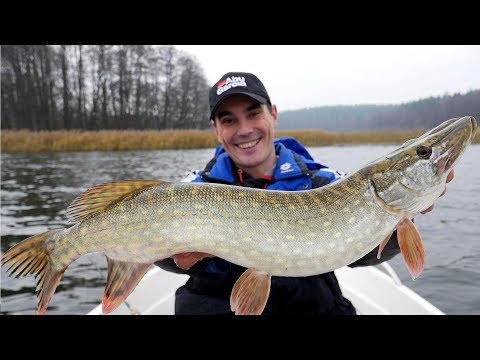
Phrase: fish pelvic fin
[
  {"left": 397, "top": 218, "right": 426, "bottom": 280},
  {"left": 102, "top": 258, "right": 151, "bottom": 314},
  {"left": 377, "top": 230, "right": 394, "bottom": 259},
  {"left": 1, "top": 229, "right": 66, "bottom": 315},
  {"left": 230, "top": 268, "right": 271, "bottom": 315},
  {"left": 66, "top": 180, "right": 168, "bottom": 224}
]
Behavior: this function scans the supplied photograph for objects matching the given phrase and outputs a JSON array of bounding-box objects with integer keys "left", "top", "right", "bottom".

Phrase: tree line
[
  {"left": 1, "top": 45, "right": 211, "bottom": 130},
  {"left": 277, "top": 90, "right": 480, "bottom": 132},
  {"left": 3, "top": 45, "right": 478, "bottom": 133}
]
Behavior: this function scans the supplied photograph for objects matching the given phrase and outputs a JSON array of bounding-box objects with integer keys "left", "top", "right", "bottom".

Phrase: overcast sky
[{"left": 174, "top": 45, "right": 480, "bottom": 112}]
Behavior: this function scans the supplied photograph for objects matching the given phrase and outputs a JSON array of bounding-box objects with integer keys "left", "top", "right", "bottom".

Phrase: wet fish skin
[{"left": 1, "top": 116, "right": 476, "bottom": 315}]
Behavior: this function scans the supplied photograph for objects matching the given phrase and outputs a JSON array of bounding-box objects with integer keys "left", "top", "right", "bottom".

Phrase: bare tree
[
  {"left": 159, "top": 46, "right": 176, "bottom": 129},
  {"left": 1, "top": 46, "right": 18, "bottom": 128},
  {"left": 1, "top": 45, "right": 211, "bottom": 130},
  {"left": 76, "top": 45, "right": 86, "bottom": 129},
  {"left": 132, "top": 45, "right": 147, "bottom": 128},
  {"left": 60, "top": 45, "right": 71, "bottom": 129}
]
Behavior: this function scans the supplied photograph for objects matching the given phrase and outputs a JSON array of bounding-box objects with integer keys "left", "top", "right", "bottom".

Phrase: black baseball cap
[{"left": 209, "top": 72, "right": 271, "bottom": 120}]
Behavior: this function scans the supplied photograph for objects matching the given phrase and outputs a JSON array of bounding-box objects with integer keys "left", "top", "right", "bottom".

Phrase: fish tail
[{"left": 1, "top": 229, "right": 66, "bottom": 315}]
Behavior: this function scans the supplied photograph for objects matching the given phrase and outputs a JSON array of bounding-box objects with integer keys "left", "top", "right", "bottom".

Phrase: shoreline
[{"left": 2, "top": 129, "right": 478, "bottom": 153}]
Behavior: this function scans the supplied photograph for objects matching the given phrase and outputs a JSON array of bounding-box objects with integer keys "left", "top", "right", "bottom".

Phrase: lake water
[{"left": 1, "top": 145, "right": 479, "bottom": 315}]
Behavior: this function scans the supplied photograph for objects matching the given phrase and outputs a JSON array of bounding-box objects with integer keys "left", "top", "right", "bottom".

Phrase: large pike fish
[{"left": 2, "top": 116, "right": 477, "bottom": 315}]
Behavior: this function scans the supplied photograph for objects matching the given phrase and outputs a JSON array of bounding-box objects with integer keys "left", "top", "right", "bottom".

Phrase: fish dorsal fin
[
  {"left": 230, "top": 268, "right": 271, "bottom": 315},
  {"left": 66, "top": 180, "right": 167, "bottom": 223},
  {"left": 102, "top": 258, "right": 151, "bottom": 314}
]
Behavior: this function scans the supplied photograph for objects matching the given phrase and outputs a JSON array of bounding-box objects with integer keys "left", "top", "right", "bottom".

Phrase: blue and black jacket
[{"left": 155, "top": 137, "right": 400, "bottom": 315}]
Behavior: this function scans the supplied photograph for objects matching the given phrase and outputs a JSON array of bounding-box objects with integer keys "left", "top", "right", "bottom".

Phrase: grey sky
[{"left": 175, "top": 45, "right": 480, "bottom": 111}]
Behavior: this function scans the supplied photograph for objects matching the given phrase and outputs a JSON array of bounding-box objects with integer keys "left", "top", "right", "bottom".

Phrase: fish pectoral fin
[
  {"left": 397, "top": 217, "right": 426, "bottom": 280},
  {"left": 102, "top": 259, "right": 151, "bottom": 314},
  {"left": 230, "top": 268, "right": 271, "bottom": 315},
  {"left": 66, "top": 180, "right": 168, "bottom": 223},
  {"left": 377, "top": 230, "right": 394, "bottom": 259}
]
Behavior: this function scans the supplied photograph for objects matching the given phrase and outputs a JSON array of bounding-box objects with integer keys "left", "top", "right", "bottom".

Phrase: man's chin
[{"left": 233, "top": 155, "right": 262, "bottom": 169}]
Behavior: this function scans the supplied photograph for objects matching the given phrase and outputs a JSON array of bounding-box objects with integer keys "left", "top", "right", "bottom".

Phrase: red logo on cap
[{"left": 217, "top": 79, "right": 227, "bottom": 88}]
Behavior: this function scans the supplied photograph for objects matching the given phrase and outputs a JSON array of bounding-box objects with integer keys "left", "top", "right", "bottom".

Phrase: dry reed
[{"left": 1, "top": 129, "right": 478, "bottom": 153}]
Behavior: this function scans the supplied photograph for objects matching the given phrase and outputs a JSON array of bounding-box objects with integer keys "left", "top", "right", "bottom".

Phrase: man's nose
[{"left": 236, "top": 118, "right": 253, "bottom": 136}]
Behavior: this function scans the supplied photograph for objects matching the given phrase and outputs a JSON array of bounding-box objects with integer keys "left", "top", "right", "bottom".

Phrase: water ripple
[{"left": 1, "top": 145, "right": 479, "bottom": 314}]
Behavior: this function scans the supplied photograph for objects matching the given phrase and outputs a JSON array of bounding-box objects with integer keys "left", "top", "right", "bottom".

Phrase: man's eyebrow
[
  {"left": 246, "top": 103, "right": 262, "bottom": 112},
  {"left": 217, "top": 110, "right": 232, "bottom": 119}
]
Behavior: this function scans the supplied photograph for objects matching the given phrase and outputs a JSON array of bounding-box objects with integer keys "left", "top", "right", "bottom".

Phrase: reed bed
[
  {"left": 275, "top": 130, "right": 426, "bottom": 146},
  {"left": 1, "top": 130, "right": 218, "bottom": 153},
  {"left": 2, "top": 129, "right": 479, "bottom": 153}
]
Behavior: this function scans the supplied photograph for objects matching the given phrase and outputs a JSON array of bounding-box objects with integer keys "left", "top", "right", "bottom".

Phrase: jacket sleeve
[
  {"left": 154, "top": 257, "right": 214, "bottom": 275},
  {"left": 347, "top": 230, "right": 401, "bottom": 267},
  {"left": 154, "top": 258, "right": 189, "bottom": 274}
]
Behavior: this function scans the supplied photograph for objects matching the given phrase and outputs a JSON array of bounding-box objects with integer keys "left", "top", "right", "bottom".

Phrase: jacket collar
[{"left": 204, "top": 137, "right": 326, "bottom": 184}]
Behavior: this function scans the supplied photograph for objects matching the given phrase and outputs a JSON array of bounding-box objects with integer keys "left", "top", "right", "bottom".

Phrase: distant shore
[{"left": 2, "top": 129, "right": 478, "bottom": 153}]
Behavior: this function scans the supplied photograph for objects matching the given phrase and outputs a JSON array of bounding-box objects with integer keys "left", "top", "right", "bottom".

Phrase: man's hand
[
  {"left": 421, "top": 169, "right": 455, "bottom": 214},
  {"left": 172, "top": 252, "right": 215, "bottom": 270}
]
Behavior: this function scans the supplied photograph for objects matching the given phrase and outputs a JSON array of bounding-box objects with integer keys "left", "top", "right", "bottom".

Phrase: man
[{"left": 155, "top": 71, "right": 454, "bottom": 315}]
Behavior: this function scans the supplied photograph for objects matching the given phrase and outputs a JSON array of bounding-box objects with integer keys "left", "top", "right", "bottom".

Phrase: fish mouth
[
  {"left": 433, "top": 116, "right": 477, "bottom": 174},
  {"left": 433, "top": 116, "right": 476, "bottom": 143}
]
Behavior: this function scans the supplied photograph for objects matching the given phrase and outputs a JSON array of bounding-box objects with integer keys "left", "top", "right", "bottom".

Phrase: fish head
[{"left": 367, "top": 116, "right": 476, "bottom": 216}]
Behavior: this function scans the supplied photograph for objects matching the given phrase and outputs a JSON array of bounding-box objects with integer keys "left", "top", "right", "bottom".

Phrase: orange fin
[
  {"left": 397, "top": 218, "right": 425, "bottom": 280},
  {"left": 173, "top": 252, "right": 214, "bottom": 270},
  {"left": 377, "top": 231, "right": 394, "bottom": 259},
  {"left": 66, "top": 180, "right": 168, "bottom": 224},
  {"left": 102, "top": 258, "right": 151, "bottom": 314},
  {"left": 1, "top": 229, "right": 66, "bottom": 315},
  {"left": 230, "top": 268, "right": 271, "bottom": 315}
]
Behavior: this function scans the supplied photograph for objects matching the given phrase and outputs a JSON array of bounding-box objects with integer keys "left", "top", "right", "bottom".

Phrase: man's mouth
[{"left": 237, "top": 139, "right": 261, "bottom": 149}]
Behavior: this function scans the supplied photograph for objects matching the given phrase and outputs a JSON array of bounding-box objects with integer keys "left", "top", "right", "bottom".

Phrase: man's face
[{"left": 212, "top": 95, "right": 278, "bottom": 177}]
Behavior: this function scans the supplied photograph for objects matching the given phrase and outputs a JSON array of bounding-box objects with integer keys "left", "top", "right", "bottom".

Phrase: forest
[
  {"left": 1, "top": 45, "right": 210, "bottom": 130},
  {"left": 2, "top": 45, "right": 478, "bottom": 132},
  {"left": 278, "top": 90, "right": 480, "bottom": 132}
]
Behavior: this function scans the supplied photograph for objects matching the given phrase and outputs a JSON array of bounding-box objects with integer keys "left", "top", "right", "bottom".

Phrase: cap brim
[{"left": 210, "top": 92, "right": 269, "bottom": 120}]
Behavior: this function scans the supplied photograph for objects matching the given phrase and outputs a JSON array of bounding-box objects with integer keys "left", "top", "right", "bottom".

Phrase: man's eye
[{"left": 220, "top": 118, "right": 234, "bottom": 125}]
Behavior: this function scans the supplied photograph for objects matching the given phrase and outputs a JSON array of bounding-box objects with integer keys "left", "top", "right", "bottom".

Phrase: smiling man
[
  {"left": 154, "top": 72, "right": 453, "bottom": 315},
  {"left": 212, "top": 79, "right": 278, "bottom": 179}
]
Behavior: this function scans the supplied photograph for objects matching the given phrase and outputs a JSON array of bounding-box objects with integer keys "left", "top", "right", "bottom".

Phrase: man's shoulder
[
  {"left": 274, "top": 137, "right": 314, "bottom": 161},
  {"left": 181, "top": 169, "right": 203, "bottom": 183},
  {"left": 316, "top": 168, "right": 347, "bottom": 179},
  {"left": 308, "top": 168, "right": 345, "bottom": 188}
]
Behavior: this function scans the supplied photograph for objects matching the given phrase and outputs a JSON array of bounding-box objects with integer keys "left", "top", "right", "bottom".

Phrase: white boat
[{"left": 87, "top": 262, "right": 444, "bottom": 315}]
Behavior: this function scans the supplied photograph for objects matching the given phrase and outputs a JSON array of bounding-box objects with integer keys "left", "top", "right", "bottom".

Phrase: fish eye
[{"left": 416, "top": 146, "right": 432, "bottom": 159}]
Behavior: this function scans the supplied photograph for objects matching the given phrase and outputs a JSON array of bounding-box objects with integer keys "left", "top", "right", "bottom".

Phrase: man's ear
[
  {"left": 211, "top": 119, "right": 221, "bottom": 141},
  {"left": 271, "top": 105, "right": 278, "bottom": 128}
]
